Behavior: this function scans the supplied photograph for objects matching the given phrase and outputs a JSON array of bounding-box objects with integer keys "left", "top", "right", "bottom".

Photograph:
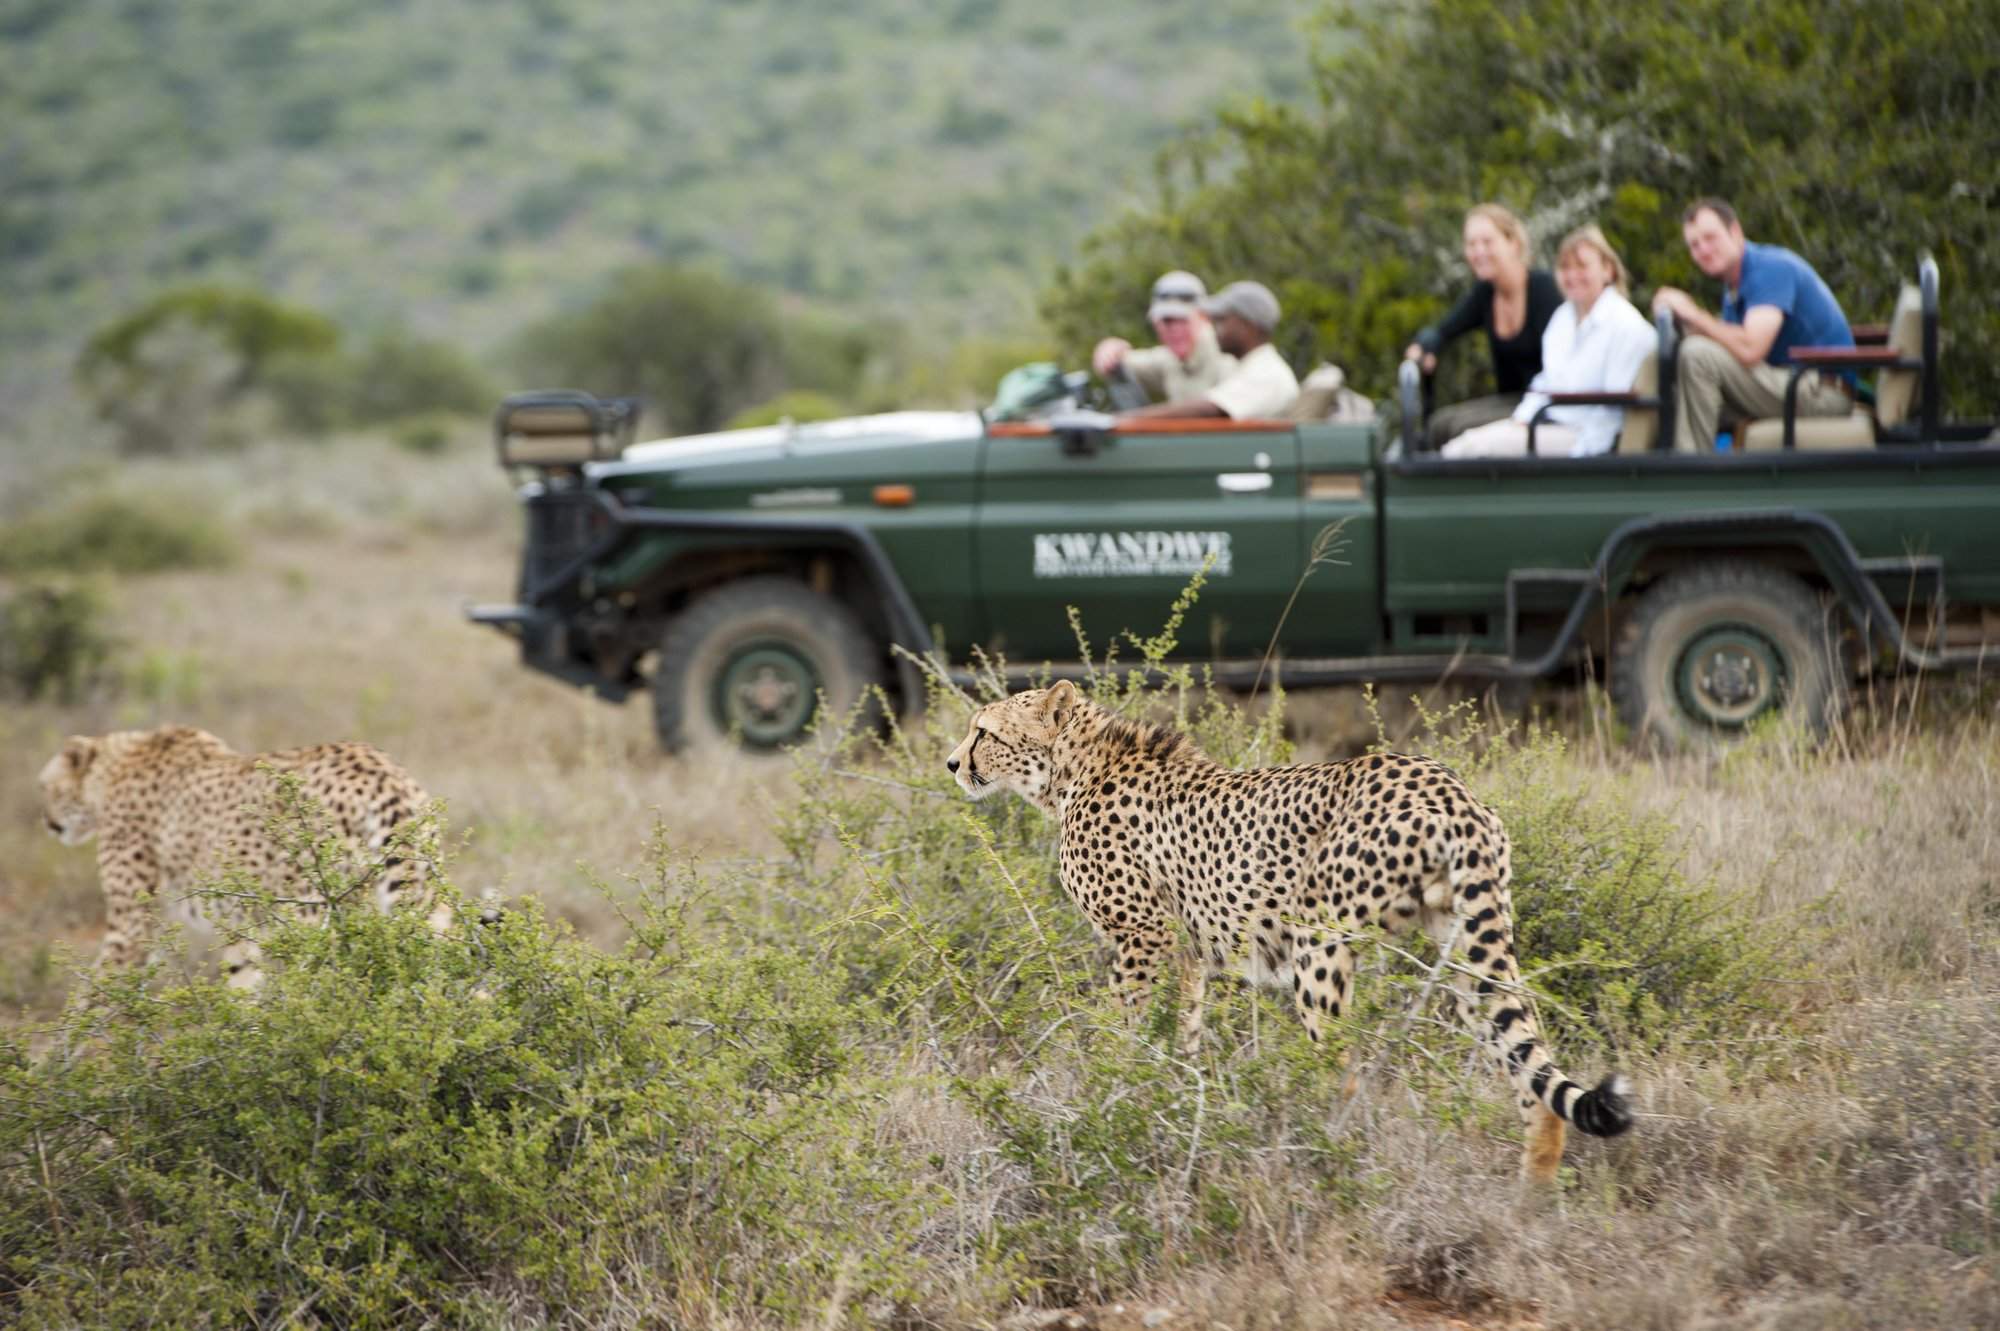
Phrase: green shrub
[
  {"left": 514, "top": 265, "right": 878, "bottom": 435},
  {"left": 265, "top": 331, "right": 496, "bottom": 438},
  {"left": 341, "top": 330, "right": 497, "bottom": 425},
  {"left": 0, "top": 493, "right": 237, "bottom": 575},
  {"left": 872, "top": 333, "right": 1061, "bottom": 411},
  {"left": 79, "top": 285, "right": 339, "bottom": 386},
  {"left": 0, "top": 828, "right": 929, "bottom": 1326},
  {"left": 0, "top": 579, "right": 117, "bottom": 701},
  {"left": 78, "top": 292, "right": 491, "bottom": 447},
  {"left": 388, "top": 411, "right": 460, "bottom": 455},
  {"left": 77, "top": 285, "right": 341, "bottom": 454},
  {"left": 724, "top": 389, "right": 851, "bottom": 430},
  {"left": 950, "top": 1011, "right": 1367, "bottom": 1303},
  {"left": 258, "top": 346, "right": 353, "bottom": 435},
  {"left": 1367, "top": 695, "right": 1807, "bottom": 1062}
]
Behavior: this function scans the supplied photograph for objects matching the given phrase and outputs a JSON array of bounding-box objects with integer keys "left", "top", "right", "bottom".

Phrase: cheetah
[
  {"left": 38, "top": 725, "right": 448, "bottom": 989},
  {"left": 945, "top": 681, "right": 1632, "bottom": 1182}
]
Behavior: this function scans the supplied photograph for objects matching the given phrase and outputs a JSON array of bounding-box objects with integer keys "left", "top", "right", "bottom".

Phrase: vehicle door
[{"left": 972, "top": 419, "right": 1303, "bottom": 664}]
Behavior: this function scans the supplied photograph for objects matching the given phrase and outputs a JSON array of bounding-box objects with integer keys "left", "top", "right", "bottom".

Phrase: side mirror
[{"left": 1049, "top": 409, "right": 1118, "bottom": 457}]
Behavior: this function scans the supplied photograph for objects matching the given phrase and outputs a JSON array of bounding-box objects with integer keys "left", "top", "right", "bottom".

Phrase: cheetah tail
[{"left": 1560, "top": 1072, "right": 1634, "bottom": 1138}]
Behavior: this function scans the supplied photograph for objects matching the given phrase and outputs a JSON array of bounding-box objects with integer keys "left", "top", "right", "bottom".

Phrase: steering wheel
[
  {"left": 1003, "top": 366, "right": 1152, "bottom": 421},
  {"left": 1074, "top": 366, "right": 1150, "bottom": 414}
]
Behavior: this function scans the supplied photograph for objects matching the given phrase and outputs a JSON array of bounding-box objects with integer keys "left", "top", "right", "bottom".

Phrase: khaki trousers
[
  {"left": 1427, "top": 393, "right": 1521, "bottom": 449},
  {"left": 1673, "top": 335, "right": 1852, "bottom": 452}
]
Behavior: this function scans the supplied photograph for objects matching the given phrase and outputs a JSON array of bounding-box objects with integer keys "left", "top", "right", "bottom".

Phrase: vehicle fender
[
  {"left": 597, "top": 494, "right": 938, "bottom": 707},
  {"left": 1588, "top": 508, "right": 1949, "bottom": 669}
]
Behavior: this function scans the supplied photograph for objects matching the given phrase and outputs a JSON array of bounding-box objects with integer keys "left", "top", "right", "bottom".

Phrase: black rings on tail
[{"left": 1565, "top": 1073, "right": 1635, "bottom": 1138}]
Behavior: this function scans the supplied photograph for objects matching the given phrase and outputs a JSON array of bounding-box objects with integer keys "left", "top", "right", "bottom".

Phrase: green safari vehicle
[{"left": 470, "top": 257, "right": 1999, "bottom": 751}]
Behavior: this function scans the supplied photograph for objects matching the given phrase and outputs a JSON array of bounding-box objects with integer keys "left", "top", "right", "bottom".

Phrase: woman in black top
[{"left": 1404, "top": 203, "right": 1564, "bottom": 448}]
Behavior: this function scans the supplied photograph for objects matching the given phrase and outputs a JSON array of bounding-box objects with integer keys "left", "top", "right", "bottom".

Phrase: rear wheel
[
  {"left": 653, "top": 577, "right": 885, "bottom": 754},
  {"left": 1610, "top": 563, "right": 1844, "bottom": 749}
]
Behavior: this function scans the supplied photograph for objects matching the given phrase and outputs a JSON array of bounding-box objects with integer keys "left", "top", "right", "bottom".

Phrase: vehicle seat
[
  {"left": 1739, "top": 280, "right": 1921, "bottom": 451},
  {"left": 1870, "top": 280, "right": 1926, "bottom": 430},
  {"left": 1738, "top": 412, "right": 1875, "bottom": 451},
  {"left": 1286, "top": 362, "right": 1374, "bottom": 423},
  {"left": 1614, "top": 352, "right": 1660, "bottom": 454}
]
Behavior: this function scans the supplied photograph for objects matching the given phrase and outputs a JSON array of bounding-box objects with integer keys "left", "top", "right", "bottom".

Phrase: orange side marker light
[{"left": 873, "top": 484, "right": 916, "bottom": 507}]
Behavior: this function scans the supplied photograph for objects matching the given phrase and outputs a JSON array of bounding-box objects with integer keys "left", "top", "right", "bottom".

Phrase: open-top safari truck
[{"left": 471, "top": 256, "right": 1998, "bottom": 751}]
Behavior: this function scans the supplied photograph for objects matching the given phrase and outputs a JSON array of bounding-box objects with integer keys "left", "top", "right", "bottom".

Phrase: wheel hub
[
  {"left": 713, "top": 643, "right": 819, "bottom": 748},
  {"left": 1674, "top": 625, "right": 1785, "bottom": 730}
]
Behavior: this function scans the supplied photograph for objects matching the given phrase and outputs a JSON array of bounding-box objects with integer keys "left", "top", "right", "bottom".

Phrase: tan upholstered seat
[
  {"left": 1615, "top": 353, "right": 1660, "bottom": 454},
  {"left": 1871, "top": 281, "right": 1925, "bottom": 428},
  {"left": 1739, "top": 412, "right": 1876, "bottom": 451},
  {"left": 1740, "top": 281, "right": 1921, "bottom": 452},
  {"left": 1285, "top": 362, "right": 1375, "bottom": 423}
]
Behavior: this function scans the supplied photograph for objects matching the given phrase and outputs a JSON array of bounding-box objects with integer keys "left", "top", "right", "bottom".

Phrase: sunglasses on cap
[{"left": 1151, "top": 284, "right": 1202, "bottom": 303}]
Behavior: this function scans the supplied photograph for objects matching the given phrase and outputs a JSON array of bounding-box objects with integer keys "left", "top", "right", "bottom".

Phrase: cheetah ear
[
  {"left": 1038, "top": 679, "right": 1080, "bottom": 735},
  {"left": 62, "top": 736, "right": 98, "bottom": 775}
]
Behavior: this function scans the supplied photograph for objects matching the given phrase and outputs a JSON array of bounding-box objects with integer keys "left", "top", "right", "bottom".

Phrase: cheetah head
[
  {"left": 946, "top": 680, "right": 1080, "bottom": 804},
  {"left": 38, "top": 736, "right": 102, "bottom": 846}
]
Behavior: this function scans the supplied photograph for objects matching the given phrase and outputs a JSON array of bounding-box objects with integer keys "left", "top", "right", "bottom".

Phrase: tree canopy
[
  {"left": 513, "top": 266, "right": 877, "bottom": 435},
  {"left": 1043, "top": 0, "right": 2000, "bottom": 414}
]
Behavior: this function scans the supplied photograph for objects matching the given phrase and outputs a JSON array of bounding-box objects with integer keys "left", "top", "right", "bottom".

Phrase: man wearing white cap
[
  {"left": 1091, "top": 270, "right": 1237, "bottom": 404},
  {"left": 1120, "top": 279, "right": 1300, "bottom": 421}
]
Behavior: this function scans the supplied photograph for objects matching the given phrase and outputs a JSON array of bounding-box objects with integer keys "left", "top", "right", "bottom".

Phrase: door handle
[{"left": 1216, "top": 472, "right": 1273, "bottom": 493}]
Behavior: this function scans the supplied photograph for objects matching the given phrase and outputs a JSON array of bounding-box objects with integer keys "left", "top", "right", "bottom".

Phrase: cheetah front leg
[
  {"left": 91, "top": 835, "right": 159, "bottom": 977},
  {"left": 217, "top": 938, "right": 265, "bottom": 989},
  {"left": 1110, "top": 927, "right": 1175, "bottom": 1023},
  {"left": 1061, "top": 852, "right": 1179, "bottom": 1036}
]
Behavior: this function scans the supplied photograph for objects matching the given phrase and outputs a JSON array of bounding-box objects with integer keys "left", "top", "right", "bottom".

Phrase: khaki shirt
[
  {"left": 1206, "top": 342, "right": 1300, "bottom": 420},
  {"left": 1123, "top": 322, "right": 1236, "bottom": 403}
]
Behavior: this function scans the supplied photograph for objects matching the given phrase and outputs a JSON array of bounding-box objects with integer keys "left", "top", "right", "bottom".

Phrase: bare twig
[
  {"left": 828, "top": 767, "right": 958, "bottom": 800},
  {"left": 892, "top": 641, "right": 979, "bottom": 710},
  {"left": 1332, "top": 916, "right": 1462, "bottom": 1136}
]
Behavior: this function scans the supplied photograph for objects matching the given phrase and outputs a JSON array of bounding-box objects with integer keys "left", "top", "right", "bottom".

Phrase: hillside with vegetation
[{"left": 0, "top": 0, "right": 1308, "bottom": 417}]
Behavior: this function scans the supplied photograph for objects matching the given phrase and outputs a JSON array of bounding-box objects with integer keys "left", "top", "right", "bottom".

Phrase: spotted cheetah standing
[
  {"left": 39, "top": 726, "right": 447, "bottom": 988},
  {"left": 946, "top": 681, "right": 1632, "bottom": 1182}
]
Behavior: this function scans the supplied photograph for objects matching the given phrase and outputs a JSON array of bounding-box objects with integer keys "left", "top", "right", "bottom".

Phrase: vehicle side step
[{"left": 466, "top": 603, "right": 555, "bottom": 634}]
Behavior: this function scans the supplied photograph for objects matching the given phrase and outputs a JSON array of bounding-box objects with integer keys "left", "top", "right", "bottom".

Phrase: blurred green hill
[{"left": 0, "top": 0, "right": 1308, "bottom": 409}]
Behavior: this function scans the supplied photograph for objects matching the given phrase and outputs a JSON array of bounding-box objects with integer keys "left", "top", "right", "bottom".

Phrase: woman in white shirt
[{"left": 1442, "top": 225, "right": 1655, "bottom": 459}]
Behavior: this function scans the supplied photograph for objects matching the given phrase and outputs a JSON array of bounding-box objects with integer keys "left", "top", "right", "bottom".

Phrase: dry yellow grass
[
  {"left": 0, "top": 432, "right": 788, "bottom": 1004},
  {"left": 3, "top": 430, "right": 1997, "bottom": 1326}
]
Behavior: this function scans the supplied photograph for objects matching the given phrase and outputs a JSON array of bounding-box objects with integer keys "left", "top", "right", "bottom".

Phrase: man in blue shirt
[{"left": 1651, "top": 199, "right": 1855, "bottom": 451}]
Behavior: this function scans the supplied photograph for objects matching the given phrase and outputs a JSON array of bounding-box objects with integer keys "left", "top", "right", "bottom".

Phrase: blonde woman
[
  {"left": 1405, "top": 203, "right": 1564, "bottom": 446},
  {"left": 1442, "top": 225, "right": 1655, "bottom": 459}
]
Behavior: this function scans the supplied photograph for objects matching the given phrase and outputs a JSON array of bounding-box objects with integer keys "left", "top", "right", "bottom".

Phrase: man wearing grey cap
[
  {"left": 1092, "top": 270, "right": 1237, "bottom": 405},
  {"left": 1121, "top": 279, "right": 1300, "bottom": 421}
]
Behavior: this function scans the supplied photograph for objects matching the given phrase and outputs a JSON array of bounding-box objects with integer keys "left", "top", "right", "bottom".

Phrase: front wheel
[
  {"left": 653, "top": 577, "right": 885, "bottom": 754},
  {"left": 1610, "top": 563, "right": 1844, "bottom": 749}
]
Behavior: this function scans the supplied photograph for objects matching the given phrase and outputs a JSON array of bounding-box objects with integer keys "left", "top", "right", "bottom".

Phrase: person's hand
[
  {"left": 1651, "top": 287, "right": 1697, "bottom": 323},
  {"left": 1092, "top": 337, "right": 1131, "bottom": 377},
  {"left": 1403, "top": 342, "right": 1437, "bottom": 374}
]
